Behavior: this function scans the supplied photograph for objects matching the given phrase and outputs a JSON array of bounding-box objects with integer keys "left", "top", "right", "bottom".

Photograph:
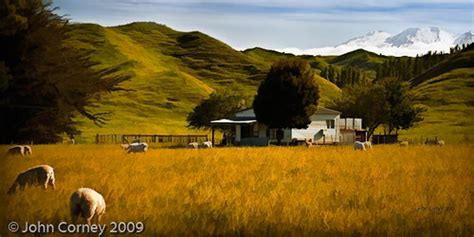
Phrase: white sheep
[
  {"left": 120, "top": 144, "right": 130, "bottom": 150},
  {"left": 126, "top": 142, "right": 148, "bottom": 153},
  {"left": 23, "top": 145, "right": 32, "bottom": 156},
  {"left": 354, "top": 141, "right": 366, "bottom": 151},
  {"left": 425, "top": 139, "right": 446, "bottom": 146},
  {"left": 304, "top": 139, "right": 313, "bottom": 148},
  {"left": 7, "top": 146, "right": 24, "bottom": 156},
  {"left": 70, "top": 188, "right": 106, "bottom": 225},
  {"left": 188, "top": 142, "right": 199, "bottom": 149},
  {"left": 7, "top": 165, "right": 55, "bottom": 194},
  {"left": 400, "top": 141, "right": 409, "bottom": 147},
  {"left": 201, "top": 141, "right": 213, "bottom": 148},
  {"left": 364, "top": 141, "right": 372, "bottom": 149}
]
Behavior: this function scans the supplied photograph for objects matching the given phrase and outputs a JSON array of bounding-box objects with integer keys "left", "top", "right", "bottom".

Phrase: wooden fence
[{"left": 95, "top": 134, "right": 208, "bottom": 144}]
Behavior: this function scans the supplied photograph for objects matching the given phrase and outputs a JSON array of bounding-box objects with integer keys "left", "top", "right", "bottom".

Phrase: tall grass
[{"left": 0, "top": 145, "right": 473, "bottom": 236}]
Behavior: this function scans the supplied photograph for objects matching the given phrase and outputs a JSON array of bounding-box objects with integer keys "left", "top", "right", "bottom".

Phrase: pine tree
[{"left": 0, "top": 0, "right": 131, "bottom": 143}]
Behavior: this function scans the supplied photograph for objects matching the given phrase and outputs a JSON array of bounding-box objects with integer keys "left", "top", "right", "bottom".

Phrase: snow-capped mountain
[
  {"left": 338, "top": 30, "right": 392, "bottom": 48},
  {"left": 454, "top": 31, "right": 474, "bottom": 45},
  {"left": 385, "top": 27, "right": 454, "bottom": 47},
  {"left": 278, "top": 27, "right": 473, "bottom": 57}
]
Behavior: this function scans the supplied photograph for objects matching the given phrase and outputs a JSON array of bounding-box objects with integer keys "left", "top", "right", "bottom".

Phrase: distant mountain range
[{"left": 278, "top": 27, "right": 473, "bottom": 56}]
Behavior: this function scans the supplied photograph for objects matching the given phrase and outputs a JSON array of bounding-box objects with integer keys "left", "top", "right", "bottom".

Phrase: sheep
[
  {"left": 23, "top": 145, "right": 32, "bottom": 156},
  {"left": 304, "top": 138, "right": 313, "bottom": 148},
  {"left": 120, "top": 144, "right": 130, "bottom": 150},
  {"left": 7, "top": 146, "right": 24, "bottom": 156},
  {"left": 7, "top": 165, "right": 55, "bottom": 194},
  {"left": 400, "top": 141, "right": 409, "bottom": 147},
  {"left": 126, "top": 142, "right": 148, "bottom": 153},
  {"left": 201, "top": 141, "right": 213, "bottom": 148},
  {"left": 70, "top": 188, "right": 106, "bottom": 225},
  {"left": 364, "top": 141, "right": 372, "bottom": 149},
  {"left": 424, "top": 138, "right": 445, "bottom": 146},
  {"left": 354, "top": 141, "right": 366, "bottom": 151},
  {"left": 7, "top": 145, "right": 32, "bottom": 156},
  {"left": 188, "top": 142, "right": 199, "bottom": 149}
]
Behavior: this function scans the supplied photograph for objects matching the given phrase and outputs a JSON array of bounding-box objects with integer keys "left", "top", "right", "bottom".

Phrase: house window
[
  {"left": 241, "top": 124, "right": 258, "bottom": 138},
  {"left": 326, "top": 120, "right": 335, "bottom": 129}
]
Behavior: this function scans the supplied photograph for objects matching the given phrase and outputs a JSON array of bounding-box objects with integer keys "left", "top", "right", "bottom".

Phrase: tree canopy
[
  {"left": 253, "top": 59, "right": 319, "bottom": 140},
  {"left": 187, "top": 91, "right": 247, "bottom": 130},
  {"left": 331, "top": 77, "right": 424, "bottom": 138},
  {"left": 0, "top": 0, "right": 131, "bottom": 143}
]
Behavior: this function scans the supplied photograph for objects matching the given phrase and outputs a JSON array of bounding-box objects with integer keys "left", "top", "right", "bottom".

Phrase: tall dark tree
[
  {"left": 330, "top": 84, "right": 386, "bottom": 139},
  {"left": 331, "top": 77, "right": 424, "bottom": 139},
  {"left": 187, "top": 91, "right": 247, "bottom": 130},
  {"left": 380, "top": 77, "right": 425, "bottom": 134},
  {"left": 253, "top": 59, "right": 319, "bottom": 144},
  {"left": 0, "top": 0, "right": 130, "bottom": 143}
]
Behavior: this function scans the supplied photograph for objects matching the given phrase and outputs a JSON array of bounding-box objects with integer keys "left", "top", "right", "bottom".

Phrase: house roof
[
  {"left": 210, "top": 119, "right": 257, "bottom": 124},
  {"left": 312, "top": 107, "right": 342, "bottom": 115}
]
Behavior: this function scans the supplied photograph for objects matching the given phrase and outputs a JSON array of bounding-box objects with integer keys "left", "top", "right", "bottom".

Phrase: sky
[{"left": 54, "top": 0, "right": 473, "bottom": 51}]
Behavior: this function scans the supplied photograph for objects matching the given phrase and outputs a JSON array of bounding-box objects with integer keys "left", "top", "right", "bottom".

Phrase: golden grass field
[{"left": 0, "top": 144, "right": 473, "bottom": 236}]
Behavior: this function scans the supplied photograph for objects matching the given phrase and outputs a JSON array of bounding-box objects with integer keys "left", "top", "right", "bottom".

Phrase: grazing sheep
[
  {"left": 23, "top": 145, "right": 32, "bottom": 156},
  {"left": 7, "top": 165, "right": 55, "bottom": 194},
  {"left": 364, "top": 141, "right": 372, "bottom": 149},
  {"left": 120, "top": 144, "right": 130, "bottom": 150},
  {"left": 354, "top": 141, "right": 366, "bottom": 151},
  {"left": 188, "top": 142, "right": 199, "bottom": 149},
  {"left": 7, "top": 146, "right": 24, "bottom": 156},
  {"left": 70, "top": 188, "right": 106, "bottom": 225},
  {"left": 201, "top": 141, "right": 213, "bottom": 148},
  {"left": 304, "top": 138, "right": 313, "bottom": 148},
  {"left": 425, "top": 138, "right": 445, "bottom": 146},
  {"left": 126, "top": 142, "right": 148, "bottom": 153},
  {"left": 400, "top": 141, "right": 409, "bottom": 147}
]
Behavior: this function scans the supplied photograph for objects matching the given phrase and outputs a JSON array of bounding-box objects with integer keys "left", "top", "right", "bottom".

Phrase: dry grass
[{"left": 0, "top": 144, "right": 473, "bottom": 236}]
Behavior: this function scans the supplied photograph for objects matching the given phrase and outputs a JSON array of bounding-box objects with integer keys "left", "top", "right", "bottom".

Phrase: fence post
[
  {"left": 96, "top": 134, "right": 99, "bottom": 144},
  {"left": 212, "top": 127, "right": 215, "bottom": 145}
]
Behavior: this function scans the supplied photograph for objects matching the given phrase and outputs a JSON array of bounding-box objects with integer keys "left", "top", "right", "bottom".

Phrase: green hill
[
  {"left": 67, "top": 22, "right": 341, "bottom": 142},
  {"left": 243, "top": 47, "right": 297, "bottom": 66},
  {"left": 329, "top": 49, "right": 387, "bottom": 70},
  {"left": 400, "top": 49, "right": 474, "bottom": 143},
  {"left": 410, "top": 49, "right": 474, "bottom": 87}
]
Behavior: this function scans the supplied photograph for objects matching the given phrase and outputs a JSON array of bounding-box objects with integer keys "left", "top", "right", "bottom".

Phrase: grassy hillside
[
  {"left": 243, "top": 47, "right": 297, "bottom": 66},
  {"left": 329, "top": 49, "right": 387, "bottom": 70},
  {"left": 410, "top": 48, "right": 474, "bottom": 87},
  {"left": 400, "top": 68, "right": 474, "bottom": 143},
  {"left": 400, "top": 49, "right": 474, "bottom": 143},
  {"left": 67, "top": 22, "right": 341, "bottom": 142}
]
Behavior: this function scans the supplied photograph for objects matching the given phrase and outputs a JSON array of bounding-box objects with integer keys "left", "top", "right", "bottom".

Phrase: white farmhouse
[{"left": 211, "top": 107, "right": 365, "bottom": 146}]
